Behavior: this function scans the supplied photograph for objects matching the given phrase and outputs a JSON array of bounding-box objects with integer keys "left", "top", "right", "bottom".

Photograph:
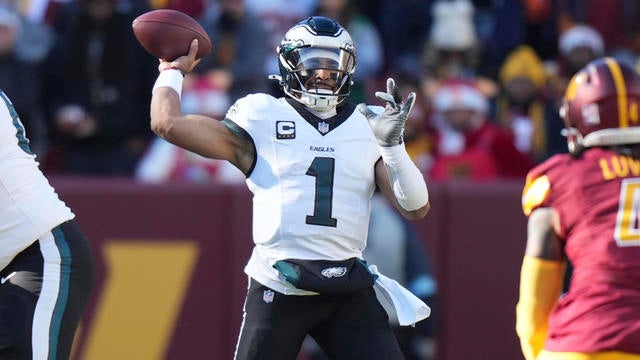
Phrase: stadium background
[{"left": 52, "top": 177, "right": 526, "bottom": 360}]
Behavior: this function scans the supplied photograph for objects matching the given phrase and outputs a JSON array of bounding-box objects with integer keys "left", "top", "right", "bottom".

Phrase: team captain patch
[{"left": 276, "top": 121, "right": 296, "bottom": 139}]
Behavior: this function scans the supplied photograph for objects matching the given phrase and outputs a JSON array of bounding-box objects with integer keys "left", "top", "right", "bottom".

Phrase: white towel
[{"left": 369, "top": 265, "right": 431, "bottom": 326}]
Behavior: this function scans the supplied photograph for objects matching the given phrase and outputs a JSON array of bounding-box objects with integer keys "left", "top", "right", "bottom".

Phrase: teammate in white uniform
[
  {"left": 0, "top": 90, "right": 94, "bottom": 359},
  {"left": 150, "top": 16, "right": 430, "bottom": 359}
]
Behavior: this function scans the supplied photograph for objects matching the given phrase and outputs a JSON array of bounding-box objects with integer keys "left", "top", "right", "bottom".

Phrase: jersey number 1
[{"left": 306, "top": 157, "right": 337, "bottom": 227}]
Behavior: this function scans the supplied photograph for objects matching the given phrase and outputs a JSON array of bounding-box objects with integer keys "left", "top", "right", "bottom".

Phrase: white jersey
[
  {"left": 226, "top": 94, "right": 382, "bottom": 294},
  {"left": 0, "top": 91, "right": 74, "bottom": 271}
]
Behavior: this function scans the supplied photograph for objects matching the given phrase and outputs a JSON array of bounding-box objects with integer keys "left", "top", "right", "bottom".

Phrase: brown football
[{"left": 132, "top": 9, "right": 212, "bottom": 61}]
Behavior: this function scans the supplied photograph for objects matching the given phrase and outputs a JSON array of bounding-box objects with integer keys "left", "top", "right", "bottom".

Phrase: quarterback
[
  {"left": 0, "top": 90, "right": 94, "bottom": 359},
  {"left": 150, "top": 16, "right": 429, "bottom": 360},
  {"left": 517, "top": 58, "right": 640, "bottom": 360}
]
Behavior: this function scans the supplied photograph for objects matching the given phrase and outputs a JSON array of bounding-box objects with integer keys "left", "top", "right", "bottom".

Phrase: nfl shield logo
[
  {"left": 318, "top": 122, "right": 329, "bottom": 134},
  {"left": 263, "top": 290, "right": 274, "bottom": 303}
]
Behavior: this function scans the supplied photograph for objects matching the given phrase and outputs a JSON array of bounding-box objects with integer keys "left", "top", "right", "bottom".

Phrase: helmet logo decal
[
  {"left": 582, "top": 104, "right": 600, "bottom": 126},
  {"left": 280, "top": 38, "right": 304, "bottom": 53}
]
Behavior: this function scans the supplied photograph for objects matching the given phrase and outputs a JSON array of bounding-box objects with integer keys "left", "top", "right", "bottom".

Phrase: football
[{"left": 132, "top": 9, "right": 212, "bottom": 61}]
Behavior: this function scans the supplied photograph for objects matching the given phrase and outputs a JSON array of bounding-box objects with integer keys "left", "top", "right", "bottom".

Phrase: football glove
[{"left": 357, "top": 78, "right": 416, "bottom": 147}]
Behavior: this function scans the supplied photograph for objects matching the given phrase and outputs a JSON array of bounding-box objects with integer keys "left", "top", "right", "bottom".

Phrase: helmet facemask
[
  {"left": 559, "top": 101, "right": 585, "bottom": 156},
  {"left": 281, "top": 47, "right": 354, "bottom": 111}
]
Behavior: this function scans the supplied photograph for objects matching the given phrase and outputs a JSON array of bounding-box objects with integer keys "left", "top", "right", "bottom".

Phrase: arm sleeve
[
  {"left": 379, "top": 143, "right": 429, "bottom": 211},
  {"left": 516, "top": 256, "right": 565, "bottom": 360}
]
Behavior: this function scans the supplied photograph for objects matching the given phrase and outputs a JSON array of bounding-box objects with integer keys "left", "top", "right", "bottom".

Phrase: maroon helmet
[{"left": 560, "top": 57, "right": 640, "bottom": 155}]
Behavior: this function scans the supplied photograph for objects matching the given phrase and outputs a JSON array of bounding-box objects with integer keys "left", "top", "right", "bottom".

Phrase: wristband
[
  {"left": 153, "top": 69, "right": 184, "bottom": 99},
  {"left": 379, "top": 143, "right": 429, "bottom": 211}
]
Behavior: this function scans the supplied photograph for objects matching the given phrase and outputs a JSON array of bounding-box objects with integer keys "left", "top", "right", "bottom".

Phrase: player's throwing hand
[{"left": 157, "top": 38, "right": 201, "bottom": 74}]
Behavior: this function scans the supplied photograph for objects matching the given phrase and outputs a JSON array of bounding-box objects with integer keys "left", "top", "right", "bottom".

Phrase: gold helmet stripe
[
  {"left": 605, "top": 57, "right": 628, "bottom": 128},
  {"left": 564, "top": 73, "right": 579, "bottom": 101}
]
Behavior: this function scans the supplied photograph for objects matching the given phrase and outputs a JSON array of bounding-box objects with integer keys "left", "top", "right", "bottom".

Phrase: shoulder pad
[
  {"left": 225, "top": 93, "right": 277, "bottom": 123},
  {"left": 522, "top": 175, "right": 550, "bottom": 216},
  {"left": 521, "top": 154, "right": 569, "bottom": 216}
]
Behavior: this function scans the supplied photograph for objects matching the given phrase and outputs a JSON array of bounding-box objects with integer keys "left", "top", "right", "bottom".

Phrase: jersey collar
[{"left": 286, "top": 98, "right": 356, "bottom": 136}]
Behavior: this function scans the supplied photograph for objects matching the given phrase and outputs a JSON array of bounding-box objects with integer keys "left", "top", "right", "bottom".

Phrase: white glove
[{"left": 357, "top": 78, "right": 416, "bottom": 147}]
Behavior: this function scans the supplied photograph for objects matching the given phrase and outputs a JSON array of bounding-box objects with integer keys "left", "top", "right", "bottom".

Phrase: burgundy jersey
[{"left": 522, "top": 147, "right": 640, "bottom": 353}]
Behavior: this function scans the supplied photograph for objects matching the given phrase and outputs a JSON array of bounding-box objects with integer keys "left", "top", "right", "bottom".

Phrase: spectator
[
  {"left": 496, "top": 45, "right": 564, "bottom": 162},
  {"left": 555, "top": 0, "right": 640, "bottom": 54},
  {"left": 421, "top": 0, "right": 497, "bottom": 100},
  {"left": 180, "top": 71, "right": 232, "bottom": 118},
  {"left": 558, "top": 24, "right": 605, "bottom": 76},
  {"left": 428, "top": 80, "right": 534, "bottom": 181},
  {"left": 135, "top": 137, "right": 244, "bottom": 184},
  {"left": 159, "top": 0, "right": 205, "bottom": 19},
  {"left": 0, "top": 7, "right": 47, "bottom": 155},
  {"left": 377, "top": 0, "right": 431, "bottom": 77},
  {"left": 195, "top": 0, "right": 269, "bottom": 103},
  {"left": 547, "top": 24, "right": 604, "bottom": 100},
  {"left": 423, "top": 0, "right": 478, "bottom": 81},
  {"left": 12, "top": 0, "right": 67, "bottom": 27},
  {"left": 1, "top": 0, "right": 56, "bottom": 65},
  {"left": 399, "top": 75, "right": 437, "bottom": 174},
  {"left": 42, "top": 0, "right": 156, "bottom": 176},
  {"left": 473, "top": 0, "right": 557, "bottom": 80}
]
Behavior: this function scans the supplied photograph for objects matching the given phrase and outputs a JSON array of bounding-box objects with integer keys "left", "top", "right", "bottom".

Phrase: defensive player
[
  {"left": 150, "top": 16, "right": 429, "bottom": 360},
  {"left": 517, "top": 57, "right": 640, "bottom": 360},
  {"left": 0, "top": 90, "right": 95, "bottom": 359}
]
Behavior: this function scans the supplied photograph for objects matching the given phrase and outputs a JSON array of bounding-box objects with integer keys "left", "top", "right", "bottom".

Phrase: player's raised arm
[
  {"left": 360, "top": 78, "right": 430, "bottom": 220},
  {"left": 150, "top": 39, "right": 254, "bottom": 175}
]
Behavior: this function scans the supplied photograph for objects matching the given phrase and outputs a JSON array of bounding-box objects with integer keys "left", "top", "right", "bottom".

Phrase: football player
[
  {"left": 0, "top": 90, "right": 95, "bottom": 359},
  {"left": 517, "top": 57, "right": 640, "bottom": 360},
  {"left": 150, "top": 16, "right": 430, "bottom": 360}
]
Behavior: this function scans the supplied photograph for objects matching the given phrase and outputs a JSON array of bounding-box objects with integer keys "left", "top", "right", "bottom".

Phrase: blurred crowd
[{"left": 3, "top": 0, "right": 638, "bottom": 183}]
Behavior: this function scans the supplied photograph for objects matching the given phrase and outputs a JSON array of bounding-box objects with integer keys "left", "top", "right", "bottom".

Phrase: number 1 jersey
[{"left": 225, "top": 94, "right": 382, "bottom": 294}]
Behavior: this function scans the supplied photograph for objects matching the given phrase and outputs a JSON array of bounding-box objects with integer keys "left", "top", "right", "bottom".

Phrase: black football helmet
[{"left": 273, "top": 16, "right": 356, "bottom": 111}]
